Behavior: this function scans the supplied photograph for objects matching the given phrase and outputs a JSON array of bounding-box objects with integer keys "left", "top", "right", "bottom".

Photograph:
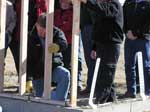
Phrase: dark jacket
[
  {"left": 27, "top": 26, "right": 67, "bottom": 80},
  {"left": 85, "top": 0, "right": 124, "bottom": 45},
  {"left": 123, "top": 0, "right": 150, "bottom": 38}
]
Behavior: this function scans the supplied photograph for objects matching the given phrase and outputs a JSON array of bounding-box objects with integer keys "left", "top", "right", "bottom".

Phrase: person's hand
[
  {"left": 127, "top": 30, "right": 137, "bottom": 40},
  {"left": 90, "top": 50, "right": 97, "bottom": 59},
  {"left": 48, "top": 43, "right": 60, "bottom": 53}
]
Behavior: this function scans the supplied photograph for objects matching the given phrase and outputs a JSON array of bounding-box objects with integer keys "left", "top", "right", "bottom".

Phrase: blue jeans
[
  {"left": 81, "top": 24, "right": 96, "bottom": 90},
  {"left": 32, "top": 66, "right": 70, "bottom": 101},
  {"left": 125, "top": 38, "right": 150, "bottom": 95}
]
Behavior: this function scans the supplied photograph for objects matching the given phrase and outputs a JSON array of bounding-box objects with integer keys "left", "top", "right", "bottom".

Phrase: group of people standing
[{"left": 4, "top": 0, "right": 150, "bottom": 105}]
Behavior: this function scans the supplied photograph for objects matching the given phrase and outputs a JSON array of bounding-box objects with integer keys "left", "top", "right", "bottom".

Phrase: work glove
[
  {"left": 26, "top": 80, "right": 33, "bottom": 93},
  {"left": 48, "top": 43, "right": 60, "bottom": 53}
]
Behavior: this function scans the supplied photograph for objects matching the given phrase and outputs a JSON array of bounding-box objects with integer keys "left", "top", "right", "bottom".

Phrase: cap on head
[{"left": 37, "top": 13, "right": 47, "bottom": 28}]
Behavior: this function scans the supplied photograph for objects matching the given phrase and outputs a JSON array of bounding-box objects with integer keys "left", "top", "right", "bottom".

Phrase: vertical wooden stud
[{"left": 43, "top": 0, "right": 54, "bottom": 99}]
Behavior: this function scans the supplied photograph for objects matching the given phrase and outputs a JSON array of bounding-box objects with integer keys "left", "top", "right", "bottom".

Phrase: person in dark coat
[
  {"left": 80, "top": 0, "right": 124, "bottom": 104},
  {"left": 27, "top": 13, "right": 70, "bottom": 101}
]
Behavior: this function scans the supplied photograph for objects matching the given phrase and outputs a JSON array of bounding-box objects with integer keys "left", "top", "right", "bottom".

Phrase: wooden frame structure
[
  {"left": 43, "top": 0, "right": 54, "bottom": 99},
  {"left": 71, "top": 0, "right": 81, "bottom": 107},
  {"left": 19, "top": 0, "right": 29, "bottom": 95},
  {"left": 0, "top": 0, "right": 81, "bottom": 107},
  {"left": 0, "top": 0, "right": 6, "bottom": 92}
]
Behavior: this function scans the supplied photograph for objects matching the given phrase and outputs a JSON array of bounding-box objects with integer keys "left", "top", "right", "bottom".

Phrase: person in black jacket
[
  {"left": 27, "top": 13, "right": 70, "bottom": 101},
  {"left": 80, "top": 0, "right": 124, "bottom": 104},
  {"left": 122, "top": 0, "right": 150, "bottom": 98}
]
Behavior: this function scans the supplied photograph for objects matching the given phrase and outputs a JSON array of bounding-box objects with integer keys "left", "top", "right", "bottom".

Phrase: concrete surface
[{"left": 0, "top": 94, "right": 150, "bottom": 112}]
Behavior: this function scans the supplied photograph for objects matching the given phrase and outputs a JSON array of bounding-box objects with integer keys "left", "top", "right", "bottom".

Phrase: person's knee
[
  {"left": 65, "top": 70, "right": 70, "bottom": 82},
  {"left": 100, "top": 64, "right": 116, "bottom": 83},
  {"left": 62, "top": 68, "right": 70, "bottom": 82}
]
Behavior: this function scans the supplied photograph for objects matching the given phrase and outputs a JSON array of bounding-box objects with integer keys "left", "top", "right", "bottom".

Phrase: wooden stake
[
  {"left": 43, "top": 0, "right": 54, "bottom": 99},
  {"left": 89, "top": 58, "right": 100, "bottom": 109},
  {"left": 19, "top": 0, "right": 29, "bottom": 95},
  {"left": 0, "top": 0, "right": 6, "bottom": 92},
  {"left": 137, "top": 52, "right": 146, "bottom": 100},
  {"left": 70, "top": 0, "right": 81, "bottom": 107}
]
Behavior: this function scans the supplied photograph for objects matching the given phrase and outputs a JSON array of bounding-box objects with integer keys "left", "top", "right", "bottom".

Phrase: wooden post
[
  {"left": 19, "top": 0, "right": 29, "bottom": 95},
  {"left": 43, "top": 0, "right": 54, "bottom": 99},
  {"left": 70, "top": 0, "right": 81, "bottom": 107},
  {"left": 0, "top": 0, "right": 6, "bottom": 92}
]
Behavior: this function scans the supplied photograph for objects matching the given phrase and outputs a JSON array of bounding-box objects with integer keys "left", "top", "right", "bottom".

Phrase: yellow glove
[
  {"left": 26, "top": 80, "right": 33, "bottom": 93},
  {"left": 48, "top": 43, "right": 60, "bottom": 53}
]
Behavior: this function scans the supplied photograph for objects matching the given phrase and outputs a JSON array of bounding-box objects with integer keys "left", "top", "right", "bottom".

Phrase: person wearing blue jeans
[
  {"left": 123, "top": 0, "right": 150, "bottom": 98},
  {"left": 27, "top": 13, "right": 70, "bottom": 101},
  {"left": 124, "top": 38, "right": 150, "bottom": 97},
  {"left": 32, "top": 66, "right": 70, "bottom": 100}
]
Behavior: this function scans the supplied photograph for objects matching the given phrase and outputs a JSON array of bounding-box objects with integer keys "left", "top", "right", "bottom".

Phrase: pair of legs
[
  {"left": 125, "top": 38, "right": 150, "bottom": 96},
  {"left": 32, "top": 66, "right": 70, "bottom": 101},
  {"left": 81, "top": 24, "right": 96, "bottom": 91},
  {"left": 95, "top": 43, "right": 120, "bottom": 103}
]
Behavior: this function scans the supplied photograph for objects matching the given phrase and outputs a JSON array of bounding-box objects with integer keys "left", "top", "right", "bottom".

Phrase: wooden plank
[
  {"left": 0, "top": 0, "right": 6, "bottom": 92},
  {"left": 70, "top": 0, "right": 81, "bottom": 107},
  {"left": 43, "top": 0, "right": 54, "bottom": 99},
  {"left": 19, "top": 0, "right": 29, "bottom": 95}
]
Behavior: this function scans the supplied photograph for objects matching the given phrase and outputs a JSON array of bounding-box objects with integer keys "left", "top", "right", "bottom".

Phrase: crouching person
[{"left": 27, "top": 13, "right": 70, "bottom": 101}]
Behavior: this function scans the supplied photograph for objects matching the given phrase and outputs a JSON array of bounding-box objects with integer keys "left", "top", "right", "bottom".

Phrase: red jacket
[
  {"left": 36, "top": 0, "right": 47, "bottom": 16},
  {"left": 54, "top": 8, "right": 73, "bottom": 44}
]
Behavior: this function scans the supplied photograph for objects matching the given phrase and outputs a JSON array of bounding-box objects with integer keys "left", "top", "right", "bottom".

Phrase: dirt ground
[{"left": 4, "top": 42, "right": 126, "bottom": 95}]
